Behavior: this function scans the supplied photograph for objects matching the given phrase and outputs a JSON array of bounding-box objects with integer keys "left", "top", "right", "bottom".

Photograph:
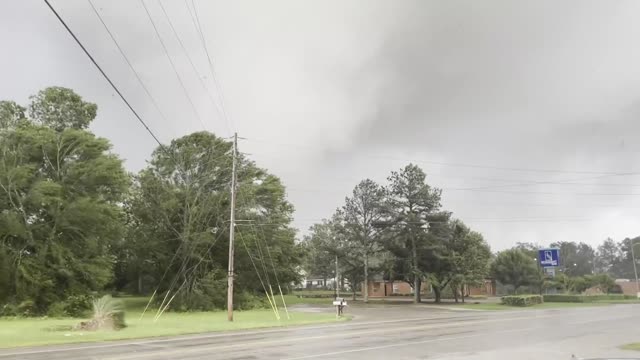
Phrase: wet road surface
[{"left": 1, "top": 304, "right": 640, "bottom": 359}]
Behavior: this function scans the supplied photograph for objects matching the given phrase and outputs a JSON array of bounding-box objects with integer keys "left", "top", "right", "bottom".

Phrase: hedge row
[
  {"left": 501, "top": 295, "right": 543, "bottom": 307},
  {"left": 543, "top": 294, "right": 636, "bottom": 303}
]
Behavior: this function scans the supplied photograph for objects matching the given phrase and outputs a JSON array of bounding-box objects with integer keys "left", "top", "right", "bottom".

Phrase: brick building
[{"left": 362, "top": 278, "right": 496, "bottom": 298}]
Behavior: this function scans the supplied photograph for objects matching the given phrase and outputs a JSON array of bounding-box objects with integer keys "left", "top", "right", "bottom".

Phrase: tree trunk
[
  {"left": 434, "top": 286, "right": 441, "bottom": 303},
  {"left": 352, "top": 287, "right": 357, "bottom": 301},
  {"left": 137, "top": 274, "right": 143, "bottom": 294},
  {"left": 364, "top": 254, "right": 369, "bottom": 303},
  {"left": 453, "top": 285, "right": 458, "bottom": 303},
  {"left": 411, "top": 233, "right": 419, "bottom": 304},
  {"left": 461, "top": 284, "right": 465, "bottom": 303}
]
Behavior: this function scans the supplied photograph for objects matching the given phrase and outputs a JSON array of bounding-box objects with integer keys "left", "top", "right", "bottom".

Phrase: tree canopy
[
  {"left": 490, "top": 249, "right": 538, "bottom": 293},
  {"left": 0, "top": 87, "right": 128, "bottom": 313}
]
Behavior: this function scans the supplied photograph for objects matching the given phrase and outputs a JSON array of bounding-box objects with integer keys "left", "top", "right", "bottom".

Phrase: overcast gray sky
[{"left": 2, "top": 0, "right": 640, "bottom": 250}]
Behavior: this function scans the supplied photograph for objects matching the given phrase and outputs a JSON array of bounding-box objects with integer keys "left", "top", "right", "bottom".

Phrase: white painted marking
[
  {"left": 0, "top": 314, "right": 467, "bottom": 357},
  {"left": 281, "top": 327, "right": 535, "bottom": 360},
  {"left": 104, "top": 314, "right": 554, "bottom": 360}
]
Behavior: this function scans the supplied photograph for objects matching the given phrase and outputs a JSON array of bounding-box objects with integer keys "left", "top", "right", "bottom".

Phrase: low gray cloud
[{"left": 2, "top": 0, "right": 640, "bottom": 250}]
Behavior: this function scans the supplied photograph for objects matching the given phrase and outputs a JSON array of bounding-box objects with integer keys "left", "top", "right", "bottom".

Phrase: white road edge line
[
  {"left": 104, "top": 314, "right": 554, "bottom": 360},
  {"left": 0, "top": 313, "right": 479, "bottom": 357},
  {"left": 280, "top": 327, "right": 535, "bottom": 360}
]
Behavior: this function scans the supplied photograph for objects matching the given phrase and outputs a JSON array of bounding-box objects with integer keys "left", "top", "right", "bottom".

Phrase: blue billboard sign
[{"left": 538, "top": 248, "right": 560, "bottom": 267}]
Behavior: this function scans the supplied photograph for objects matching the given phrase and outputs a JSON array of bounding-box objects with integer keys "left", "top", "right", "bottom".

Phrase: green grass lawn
[
  {"left": 620, "top": 342, "right": 640, "bottom": 351},
  {"left": 281, "top": 294, "right": 334, "bottom": 306},
  {"left": 457, "top": 302, "right": 609, "bottom": 311},
  {"left": 0, "top": 296, "right": 344, "bottom": 349}
]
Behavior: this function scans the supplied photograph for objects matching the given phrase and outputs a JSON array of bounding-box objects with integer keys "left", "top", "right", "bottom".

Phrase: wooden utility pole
[
  {"left": 335, "top": 254, "right": 339, "bottom": 299},
  {"left": 227, "top": 133, "right": 238, "bottom": 321}
]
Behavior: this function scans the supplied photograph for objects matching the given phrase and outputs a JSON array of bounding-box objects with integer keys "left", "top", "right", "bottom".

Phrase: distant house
[
  {"left": 362, "top": 277, "right": 425, "bottom": 297},
  {"left": 465, "top": 279, "right": 497, "bottom": 296},
  {"left": 303, "top": 277, "right": 337, "bottom": 289},
  {"left": 362, "top": 276, "right": 496, "bottom": 298},
  {"left": 585, "top": 279, "right": 640, "bottom": 296}
]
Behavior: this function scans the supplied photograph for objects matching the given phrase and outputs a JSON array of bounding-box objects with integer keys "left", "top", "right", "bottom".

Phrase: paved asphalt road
[{"left": 2, "top": 304, "right": 640, "bottom": 360}]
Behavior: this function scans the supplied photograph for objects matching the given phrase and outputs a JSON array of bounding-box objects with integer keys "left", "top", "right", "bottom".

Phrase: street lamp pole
[{"left": 631, "top": 239, "right": 640, "bottom": 294}]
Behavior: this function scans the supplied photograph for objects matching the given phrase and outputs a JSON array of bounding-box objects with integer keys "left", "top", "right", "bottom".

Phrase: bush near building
[
  {"left": 501, "top": 295, "right": 543, "bottom": 307},
  {"left": 543, "top": 294, "right": 636, "bottom": 303}
]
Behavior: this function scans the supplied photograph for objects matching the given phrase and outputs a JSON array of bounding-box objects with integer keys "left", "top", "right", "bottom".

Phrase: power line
[
  {"left": 285, "top": 186, "right": 640, "bottom": 197},
  {"left": 87, "top": 0, "right": 172, "bottom": 132},
  {"left": 140, "top": 0, "right": 208, "bottom": 131},
  {"left": 259, "top": 166, "right": 640, "bottom": 189},
  {"left": 242, "top": 137, "right": 640, "bottom": 177},
  {"left": 188, "top": 0, "right": 235, "bottom": 133},
  {"left": 44, "top": 0, "right": 163, "bottom": 147},
  {"left": 156, "top": 0, "right": 232, "bottom": 136}
]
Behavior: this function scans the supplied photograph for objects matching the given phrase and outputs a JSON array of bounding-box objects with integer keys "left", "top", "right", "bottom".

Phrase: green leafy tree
[
  {"left": 590, "top": 273, "right": 616, "bottom": 294},
  {"left": 447, "top": 222, "right": 492, "bottom": 303},
  {"left": 341, "top": 179, "right": 387, "bottom": 303},
  {"left": 0, "top": 87, "right": 128, "bottom": 313},
  {"left": 28, "top": 87, "right": 97, "bottom": 131},
  {"left": 550, "top": 241, "right": 595, "bottom": 276},
  {"left": 385, "top": 164, "right": 442, "bottom": 303},
  {"left": 491, "top": 249, "right": 539, "bottom": 293},
  {"left": 301, "top": 222, "right": 336, "bottom": 288},
  {"left": 125, "top": 131, "right": 300, "bottom": 310},
  {"left": 304, "top": 211, "right": 365, "bottom": 300},
  {"left": 612, "top": 237, "right": 640, "bottom": 279},
  {"left": 0, "top": 101, "right": 26, "bottom": 130},
  {"left": 568, "top": 276, "right": 592, "bottom": 294},
  {"left": 595, "top": 238, "right": 622, "bottom": 275}
]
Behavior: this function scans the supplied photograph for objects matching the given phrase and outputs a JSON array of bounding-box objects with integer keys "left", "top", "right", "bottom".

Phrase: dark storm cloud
[
  {"left": 345, "top": 1, "right": 640, "bottom": 165},
  {"left": 3, "top": 0, "right": 640, "bottom": 249}
]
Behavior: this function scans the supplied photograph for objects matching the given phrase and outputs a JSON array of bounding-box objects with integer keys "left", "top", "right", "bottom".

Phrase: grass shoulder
[
  {"left": 620, "top": 342, "right": 640, "bottom": 351},
  {"left": 0, "top": 296, "right": 344, "bottom": 349}
]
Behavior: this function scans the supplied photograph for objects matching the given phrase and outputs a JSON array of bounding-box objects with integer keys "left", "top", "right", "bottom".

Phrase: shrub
[
  {"left": 47, "top": 302, "right": 67, "bottom": 318},
  {"left": 0, "top": 303, "right": 17, "bottom": 317},
  {"left": 46, "top": 295, "right": 93, "bottom": 318},
  {"left": 544, "top": 294, "right": 635, "bottom": 303},
  {"left": 542, "top": 294, "right": 584, "bottom": 302},
  {"left": 63, "top": 295, "right": 93, "bottom": 317},
  {"left": 501, "top": 295, "right": 543, "bottom": 307},
  {"left": 235, "top": 291, "right": 269, "bottom": 310},
  {"left": 75, "top": 295, "right": 126, "bottom": 331},
  {"left": 17, "top": 300, "right": 36, "bottom": 316}
]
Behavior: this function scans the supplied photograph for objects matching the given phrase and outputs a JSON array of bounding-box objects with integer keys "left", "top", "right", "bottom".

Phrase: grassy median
[{"left": 0, "top": 296, "right": 343, "bottom": 349}]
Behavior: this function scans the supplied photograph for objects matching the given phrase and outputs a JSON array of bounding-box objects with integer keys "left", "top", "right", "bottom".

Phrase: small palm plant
[{"left": 75, "top": 295, "right": 126, "bottom": 331}]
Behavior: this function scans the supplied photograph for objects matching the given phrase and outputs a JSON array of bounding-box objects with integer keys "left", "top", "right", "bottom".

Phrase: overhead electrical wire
[
  {"left": 242, "top": 137, "right": 640, "bottom": 177},
  {"left": 285, "top": 186, "right": 640, "bottom": 197},
  {"left": 140, "top": 0, "right": 208, "bottom": 131},
  {"left": 188, "top": 0, "right": 235, "bottom": 133},
  {"left": 157, "top": 0, "right": 233, "bottom": 136},
  {"left": 87, "top": 0, "right": 173, "bottom": 134},
  {"left": 44, "top": 0, "right": 164, "bottom": 147}
]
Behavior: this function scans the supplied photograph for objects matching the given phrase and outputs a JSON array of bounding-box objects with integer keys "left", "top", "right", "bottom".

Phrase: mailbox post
[{"left": 332, "top": 297, "right": 347, "bottom": 318}]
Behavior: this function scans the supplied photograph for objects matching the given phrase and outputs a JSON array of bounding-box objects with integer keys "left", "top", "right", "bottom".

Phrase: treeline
[
  {"left": 491, "top": 238, "right": 640, "bottom": 294},
  {"left": 0, "top": 87, "right": 300, "bottom": 316},
  {"left": 301, "top": 165, "right": 492, "bottom": 303},
  {"left": 301, "top": 174, "right": 640, "bottom": 301}
]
